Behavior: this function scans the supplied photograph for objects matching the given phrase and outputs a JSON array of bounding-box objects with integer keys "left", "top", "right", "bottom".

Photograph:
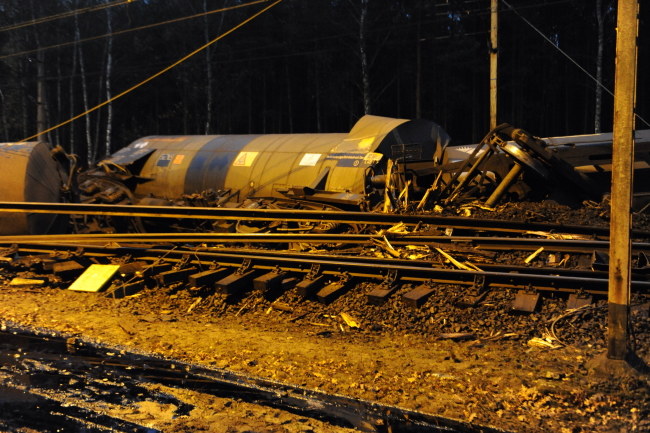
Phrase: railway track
[
  {"left": 2, "top": 201, "right": 650, "bottom": 238},
  {"left": 1, "top": 201, "right": 649, "bottom": 310},
  {"left": 2, "top": 235, "right": 650, "bottom": 309}
]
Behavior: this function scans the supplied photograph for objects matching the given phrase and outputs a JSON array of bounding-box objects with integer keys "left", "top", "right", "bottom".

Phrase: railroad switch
[
  {"left": 188, "top": 267, "right": 230, "bottom": 287},
  {"left": 215, "top": 259, "right": 257, "bottom": 295},
  {"left": 402, "top": 281, "right": 436, "bottom": 309},
  {"left": 512, "top": 285, "right": 540, "bottom": 313},
  {"left": 296, "top": 264, "right": 326, "bottom": 297},
  {"left": 316, "top": 273, "right": 353, "bottom": 304},
  {"left": 254, "top": 267, "right": 288, "bottom": 292},
  {"left": 366, "top": 270, "right": 399, "bottom": 305}
]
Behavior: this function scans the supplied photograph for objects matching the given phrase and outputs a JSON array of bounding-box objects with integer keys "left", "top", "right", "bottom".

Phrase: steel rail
[
  {"left": 175, "top": 246, "right": 647, "bottom": 280},
  {"left": 11, "top": 242, "right": 650, "bottom": 293},
  {"left": 2, "top": 201, "right": 646, "bottom": 237},
  {"left": 2, "top": 232, "right": 650, "bottom": 254}
]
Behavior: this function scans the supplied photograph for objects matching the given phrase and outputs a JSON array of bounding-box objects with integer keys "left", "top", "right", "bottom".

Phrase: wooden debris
[
  {"left": 271, "top": 302, "right": 293, "bottom": 312},
  {"left": 386, "top": 222, "right": 409, "bottom": 234},
  {"left": 463, "top": 261, "right": 484, "bottom": 272},
  {"left": 525, "top": 230, "right": 590, "bottom": 240},
  {"left": 434, "top": 248, "right": 474, "bottom": 271},
  {"left": 340, "top": 312, "right": 360, "bottom": 328},
  {"left": 524, "top": 247, "right": 544, "bottom": 264},
  {"left": 460, "top": 202, "right": 496, "bottom": 212},
  {"left": 417, "top": 171, "right": 443, "bottom": 210},
  {"left": 9, "top": 277, "right": 45, "bottom": 286},
  {"left": 439, "top": 332, "right": 476, "bottom": 341},
  {"left": 557, "top": 254, "right": 570, "bottom": 267},
  {"left": 187, "top": 297, "right": 202, "bottom": 313},
  {"left": 383, "top": 159, "right": 393, "bottom": 213},
  {"left": 382, "top": 236, "right": 400, "bottom": 257},
  {"left": 527, "top": 337, "right": 562, "bottom": 349},
  {"left": 371, "top": 236, "right": 401, "bottom": 258}
]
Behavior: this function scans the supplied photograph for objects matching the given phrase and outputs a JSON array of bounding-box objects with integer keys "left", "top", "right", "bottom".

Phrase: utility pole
[
  {"left": 607, "top": 0, "right": 638, "bottom": 360},
  {"left": 489, "top": 0, "right": 498, "bottom": 130}
]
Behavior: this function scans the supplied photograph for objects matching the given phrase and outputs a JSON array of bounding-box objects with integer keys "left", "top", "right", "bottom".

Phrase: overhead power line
[
  {"left": 500, "top": 0, "right": 649, "bottom": 128},
  {"left": 0, "top": 0, "right": 270, "bottom": 61},
  {"left": 0, "top": 0, "right": 141, "bottom": 33},
  {"left": 19, "top": 0, "right": 282, "bottom": 143}
]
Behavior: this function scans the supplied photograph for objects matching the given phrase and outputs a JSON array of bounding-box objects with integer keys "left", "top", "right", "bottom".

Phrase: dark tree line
[{"left": 0, "top": 0, "right": 647, "bottom": 166}]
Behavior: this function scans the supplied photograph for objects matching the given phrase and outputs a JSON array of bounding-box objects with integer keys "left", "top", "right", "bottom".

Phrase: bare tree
[
  {"left": 74, "top": 11, "right": 93, "bottom": 164},
  {"left": 68, "top": 3, "right": 78, "bottom": 154},
  {"left": 594, "top": 0, "right": 604, "bottom": 133},
  {"left": 105, "top": 1, "right": 113, "bottom": 154},
  {"left": 203, "top": 0, "right": 213, "bottom": 134},
  {"left": 359, "top": 0, "right": 371, "bottom": 114}
]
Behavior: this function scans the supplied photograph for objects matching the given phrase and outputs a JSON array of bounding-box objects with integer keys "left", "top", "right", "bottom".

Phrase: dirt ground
[
  {"left": 1, "top": 279, "right": 649, "bottom": 433},
  {"left": 1, "top": 200, "right": 650, "bottom": 432}
]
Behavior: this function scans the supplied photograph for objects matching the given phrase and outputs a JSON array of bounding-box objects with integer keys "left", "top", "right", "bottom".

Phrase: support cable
[
  {"left": 0, "top": 0, "right": 141, "bottom": 33},
  {"left": 500, "top": 0, "right": 649, "bottom": 128},
  {"left": 0, "top": 0, "right": 271, "bottom": 61},
  {"left": 19, "top": 0, "right": 282, "bottom": 143}
]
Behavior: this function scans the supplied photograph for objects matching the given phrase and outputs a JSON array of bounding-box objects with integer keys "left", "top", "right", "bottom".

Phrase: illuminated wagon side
[{"left": 96, "top": 115, "right": 450, "bottom": 208}]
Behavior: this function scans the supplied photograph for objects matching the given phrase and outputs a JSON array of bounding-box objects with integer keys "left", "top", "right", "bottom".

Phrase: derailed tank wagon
[{"left": 79, "top": 115, "right": 450, "bottom": 211}]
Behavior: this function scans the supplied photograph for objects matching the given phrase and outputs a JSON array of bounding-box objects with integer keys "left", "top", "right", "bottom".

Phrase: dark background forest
[{"left": 0, "top": 0, "right": 648, "bottom": 166}]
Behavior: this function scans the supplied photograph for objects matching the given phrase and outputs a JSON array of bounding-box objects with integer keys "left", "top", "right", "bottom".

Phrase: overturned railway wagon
[{"left": 82, "top": 115, "right": 449, "bottom": 209}]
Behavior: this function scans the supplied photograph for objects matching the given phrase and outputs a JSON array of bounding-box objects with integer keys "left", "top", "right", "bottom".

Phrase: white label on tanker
[
  {"left": 233, "top": 151, "right": 259, "bottom": 167},
  {"left": 299, "top": 153, "right": 322, "bottom": 166},
  {"left": 134, "top": 141, "right": 148, "bottom": 148}
]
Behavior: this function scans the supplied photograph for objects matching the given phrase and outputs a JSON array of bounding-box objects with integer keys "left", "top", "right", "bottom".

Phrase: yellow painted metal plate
[{"left": 68, "top": 264, "right": 120, "bottom": 292}]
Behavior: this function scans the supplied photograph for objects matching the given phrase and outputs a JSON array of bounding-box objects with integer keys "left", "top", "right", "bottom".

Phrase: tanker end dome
[
  {"left": 345, "top": 115, "right": 450, "bottom": 165},
  {"left": 0, "top": 141, "right": 68, "bottom": 235},
  {"left": 375, "top": 118, "right": 450, "bottom": 165}
]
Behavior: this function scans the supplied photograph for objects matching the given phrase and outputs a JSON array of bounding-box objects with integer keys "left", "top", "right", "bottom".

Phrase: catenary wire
[
  {"left": 18, "top": 0, "right": 282, "bottom": 143},
  {"left": 501, "top": 0, "right": 649, "bottom": 128},
  {"left": 0, "top": 0, "right": 272, "bottom": 61},
  {"left": 0, "top": 0, "right": 570, "bottom": 62},
  {"left": 0, "top": 0, "right": 141, "bottom": 33}
]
